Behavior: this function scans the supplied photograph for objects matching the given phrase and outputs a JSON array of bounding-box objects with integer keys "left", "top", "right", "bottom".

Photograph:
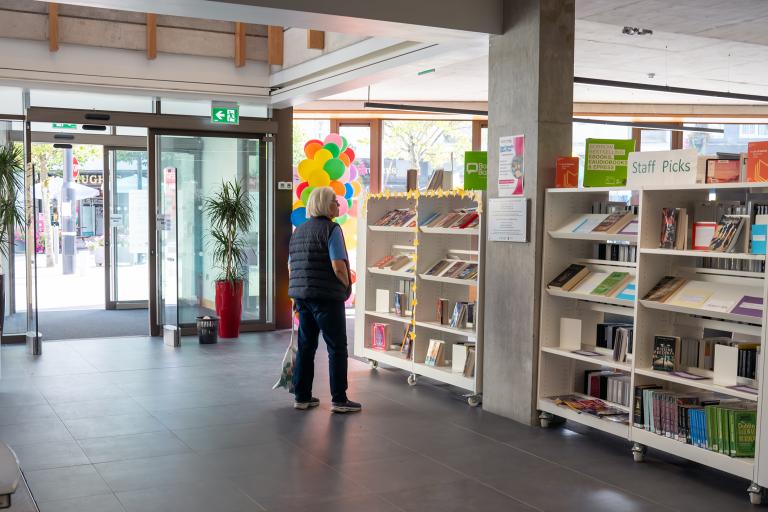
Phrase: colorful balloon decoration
[{"left": 291, "top": 133, "right": 363, "bottom": 227}]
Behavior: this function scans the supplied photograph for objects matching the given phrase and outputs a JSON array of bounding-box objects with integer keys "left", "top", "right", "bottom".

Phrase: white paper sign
[
  {"left": 498, "top": 135, "right": 524, "bottom": 196},
  {"left": 488, "top": 197, "right": 527, "bottom": 242},
  {"left": 626, "top": 148, "right": 699, "bottom": 188}
]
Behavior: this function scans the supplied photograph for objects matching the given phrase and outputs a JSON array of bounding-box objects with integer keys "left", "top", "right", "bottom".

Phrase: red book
[
  {"left": 706, "top": 159, "right": 740, "bottom": 183},
  {"left": 555, "top": 156, "right": 579, "bottom": 188},
  {"left": 747, "top": 141, "right": 768, "bottom": 182},
  {"left": 457, "top": 212, "right": 479, "bottom": 229}
]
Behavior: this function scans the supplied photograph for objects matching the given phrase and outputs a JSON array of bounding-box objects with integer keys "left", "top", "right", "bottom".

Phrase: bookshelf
[
  {"left": 538, "top": 184, "right": 768, "bottom": 503},
  {"left": 354, "top": 190, "right": 484, "bottom": 406}
]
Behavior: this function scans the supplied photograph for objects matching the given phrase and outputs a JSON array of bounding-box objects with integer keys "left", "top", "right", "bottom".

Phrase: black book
[
  {"left": 652, "top": 335, "right": 680, "bottom": 372},
  {"left": 547, "top": 264, "right": 589, "bottom": 291}
]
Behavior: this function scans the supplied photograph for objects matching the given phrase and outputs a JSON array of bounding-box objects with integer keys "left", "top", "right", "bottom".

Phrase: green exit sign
[
  {"left": 52, "top": 123, "right": 77, "bottom": 129},
  {"left": 211, "top": 102, "right": 239, "bottom": 125}
]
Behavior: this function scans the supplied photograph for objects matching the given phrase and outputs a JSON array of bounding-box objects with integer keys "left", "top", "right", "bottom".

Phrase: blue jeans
[{"left": 292, "top": 299, "right": 348, "bottom": 404}]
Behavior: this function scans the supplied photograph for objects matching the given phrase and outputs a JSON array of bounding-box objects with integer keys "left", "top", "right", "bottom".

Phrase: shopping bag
[{"left": 273, "top": 311, "right": 298, "bottom": 392}]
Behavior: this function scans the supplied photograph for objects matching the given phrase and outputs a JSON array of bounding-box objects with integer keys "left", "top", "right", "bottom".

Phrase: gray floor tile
[
  {"left": 337, "top": 453, "right": 465, "bottom": 494},
  {"left": 25, "top": 464, "right": 112, "bottom": 503},
  {"left": 0, "top": 418, "right": 74, "bottom": 447},
  {"left": 78, "top": 430, "right": 192, "bottom": 464},
  {"left": 290, "top": 430, "right": 416, "bottom": 467},
  {"left": 172, "top": 422, "right": 282, "bottom": 452},
  {"left": 260, "top": 493, "right": 401, "bottom": 512},
  {"left": 116, "top": 479, "right": 262, "bottom": 512},
  {"left": 52, "top": 398, "right": 147, "bottom": 420},
  {"left": 38, "top": 493, "right": 126, "bottom": 512},
  {"left": 379, "top": 478, "right": 537, "bottom": 512},
  {"left": 94, "top": 452, "right": 214, "bottom": 493},
  {"left": 63, "top": 413, "right": 167, "bottom": 440},
  {"left": 0, "top": 404, "right": 57, "bottom": 426},
  {"left": 12, "top": 440, "right": 91, "bottom": 471}
]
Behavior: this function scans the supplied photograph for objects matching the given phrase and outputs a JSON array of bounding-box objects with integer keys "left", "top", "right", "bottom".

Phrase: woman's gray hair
[{"left": 305, "top": 186, "right": 337, "bottom": 218}]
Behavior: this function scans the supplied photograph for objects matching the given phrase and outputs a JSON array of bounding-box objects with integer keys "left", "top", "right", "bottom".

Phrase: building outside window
[{"left": 684, "top": 124, "right": 765, "bottom": 155}]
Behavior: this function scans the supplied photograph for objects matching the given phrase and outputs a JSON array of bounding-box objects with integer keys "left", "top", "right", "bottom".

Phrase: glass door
[
  {"left": 105, "top": 147, "right": 149, "bottom": 309},
  {"left": 151, "top": 132, "right": 269, "bottom": 334}
]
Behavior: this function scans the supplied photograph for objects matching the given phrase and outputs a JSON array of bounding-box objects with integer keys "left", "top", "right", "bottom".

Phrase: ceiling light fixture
[{"left": 622, "top": 26, "right": 653, "bottom": 36}]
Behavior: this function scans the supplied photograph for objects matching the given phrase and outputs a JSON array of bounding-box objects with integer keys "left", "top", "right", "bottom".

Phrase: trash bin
[{"left": 197, "top": 316, "right": 219, "bottom": 344}]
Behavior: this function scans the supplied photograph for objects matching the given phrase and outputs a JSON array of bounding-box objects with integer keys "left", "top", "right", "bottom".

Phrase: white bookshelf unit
[
  {"left": 538, "top": 183, "right": 768, "bottom": 503},
  {"left": 354, "top": 190, "right": 484, "bottom": 406}
]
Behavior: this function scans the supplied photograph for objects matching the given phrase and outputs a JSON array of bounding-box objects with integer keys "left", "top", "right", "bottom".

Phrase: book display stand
[
  {"left": 354, "top": 190, "right": 484, "bottom": 406},
  {"left": 539, "top": 183, "right": 768, "bottom": 504}
]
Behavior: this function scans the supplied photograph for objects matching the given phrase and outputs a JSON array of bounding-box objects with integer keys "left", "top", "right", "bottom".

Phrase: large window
[
  {"left": 381, "top": 120, "right": 472, "bottom": 191},
  {"left": 640, "top": 129, "right": 672, "bottom": 151},
  {"left": 683, "top": 124, "right": 765, "bottom": 155}
]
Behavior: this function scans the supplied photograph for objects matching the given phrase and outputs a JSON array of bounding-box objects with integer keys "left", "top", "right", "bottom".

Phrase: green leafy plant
[
  {"left": 204, "top": 181, "right": 253, "bottom": 283},
  {"left": 0, "top": 144, "right": 24, "bottom": 267}
]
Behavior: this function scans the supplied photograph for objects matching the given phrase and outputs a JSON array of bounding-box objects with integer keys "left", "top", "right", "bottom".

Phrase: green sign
[
  {"left": 52, "top": 123, "right": 76, "bottom": 130},
  {"left": 211, "top": 105, "right": 239, "bottom": 125},
  {"left": 583, "top": 138, "right": 636, "bottom": 187},
  {"left": 464, "top": 151, "right": 487, "bottom": 190}
]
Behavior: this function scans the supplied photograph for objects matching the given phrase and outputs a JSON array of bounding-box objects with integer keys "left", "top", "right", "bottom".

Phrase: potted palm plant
[
  {"left": 204, "top": 180, "right": 253, "bottom": 338},
  {"left": 0, "top": 144, "right": 24, "bottom": 336}
]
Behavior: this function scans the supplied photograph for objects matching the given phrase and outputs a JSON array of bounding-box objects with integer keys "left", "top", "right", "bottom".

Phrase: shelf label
[{"left": 627, "top": 149, "right": 699, "bottom": 188}]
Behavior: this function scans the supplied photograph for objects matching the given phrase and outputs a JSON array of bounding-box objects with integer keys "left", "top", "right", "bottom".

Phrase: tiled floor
[{"left": 0, "top": 332, "right": 759, "bottom": 512}]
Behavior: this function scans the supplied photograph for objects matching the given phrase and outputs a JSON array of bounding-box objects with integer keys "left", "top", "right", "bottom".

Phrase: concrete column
[{"left": 483, "top": 0, "right": 574, "bottom": 424}]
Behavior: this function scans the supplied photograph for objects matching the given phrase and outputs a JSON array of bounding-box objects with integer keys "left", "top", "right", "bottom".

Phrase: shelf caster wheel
[
  {"left": 632, "top": 443, "right": 647, "bottom": 463},
  {"left": 539, "top": 411, "right": 554, "bottom": 428},
  {"left": 368, "top": 359, "right": 379, "bottom": 369},
  {"left": 407, "top": 374, "right": 417, "bottom": 386},
  {"left": 467, "top": 395, "right": 482, "bottom": 407},
  {"left": 748, "top": 483, "right": 762, "bottom": 505}
]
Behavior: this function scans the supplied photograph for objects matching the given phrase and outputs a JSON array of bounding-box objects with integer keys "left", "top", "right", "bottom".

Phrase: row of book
[
  {"left": 547, "top": 264, "right": 635, "bottom": 301},
  {"left": 634, "top": 386, "right": 757, "bottom": 458},
  {"left": 548, "top": 395, "right": 629, "bottom": 424},
  {"left": 425, "top": 339, "right": 476, "bottom": 377},
  {"left": 660, "top": 208, "right": 744, "bottom": 253},
  {"left": 703, "top": 142, "right": 768, "bottom": 185},
  {"left": 643, "top": 276, "right": 764, "bottom": 319},
  {"left": 425, "top": 259, "right": 478, "bottom": 281},
  {"left": 371, "top": 253, "right": 415, "bottom": 274},
  {"left": 652, "top": 334, "right": 759, "bottom": 381},
  {"left": 699, "top": 256, "right": 764, "bottom": 274},
  {"left": 421, "top": 209, "right": 479, "bottom": 230},
  {"left": 596, "top": 322, "right": 634, "bottom": 363},
  {"left": 585, "top": 370, "right": 630, "bottom": 407},
  {"left": 374, "top": 280, "right": 415, "bottom": 317},
  {"left": 373, "top": 209, "right": 417, "bottom": 227},
  {"left": 562, "top": 212, "right": 638, "bottom": 236},
  {"left": 437, "top": 299, "right": 476, "bottom": 329},
  {"left": 595, "top": 242, "right": 637, "bottom": 263}
]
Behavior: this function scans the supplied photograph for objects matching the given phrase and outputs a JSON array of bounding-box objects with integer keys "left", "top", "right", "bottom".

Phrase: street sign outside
[
  {"left": 211, "top": 103, "right": 239, "bottom": 125},
  {"left": 52, "top": 123, "right": 77, "bottom": 129}
]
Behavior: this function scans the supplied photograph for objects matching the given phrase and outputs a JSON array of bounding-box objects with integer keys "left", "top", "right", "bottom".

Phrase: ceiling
[{"left": 322, "top": 0, "right": 768, "bottom": 105}]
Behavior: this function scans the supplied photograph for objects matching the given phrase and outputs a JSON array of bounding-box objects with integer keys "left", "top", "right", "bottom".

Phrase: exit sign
[
  {"left": 52, "top": 123, "right": 76, "bottom": 129},
  {"left": 211, "top": 102, "right": 239, "bottom": 125}
]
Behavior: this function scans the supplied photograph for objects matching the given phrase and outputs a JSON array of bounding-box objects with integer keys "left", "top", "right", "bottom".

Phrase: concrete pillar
[{"left": 483, "top": 0, "right": 574, "bottom": 424}]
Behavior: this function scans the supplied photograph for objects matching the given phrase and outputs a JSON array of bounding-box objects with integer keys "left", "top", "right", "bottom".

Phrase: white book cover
[
  {"left": 571, "top": 272, "right": 608, "bottom": 294},
  {"left": 702, "top": 287, "right": 757, "bottom": 313},
  {"left": 452, "top": 343, "right": 469, "bottom": 373},
  {"left": 559, "top": 318, "right": 582, "bottom": 351},
  {"left": 713, "top": 344, "right": 739, "bottom": 387},
  {"left": 666, "top": 281, "right": 716, "bottom": 309},
  {"left": 375, "top": 289, "right": 390, "bottom": 313}
]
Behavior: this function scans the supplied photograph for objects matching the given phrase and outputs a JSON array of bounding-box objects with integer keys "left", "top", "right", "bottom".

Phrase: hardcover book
[
  {"left": 547, "top": 264, "right": 589, "bottom": 291},
  {"left": 652, "top": 335, "right": 680, "bottom": 372},
  {"left": 583, "top": 138, "right": 635, "bottom": 187},
  {"left": 592, "top": 212, "right": 634, "bottom": 234},
  {"left": 692, "top": 222, "right": 717, "bottom": 250},
  {"left": 747, "top": 141, "right": 768, "bottom": 182},
  {"left": 642, "top": 276, "right": 688, "bottom": 302},
  {"left": 555, "top": 156, "right": 579, "bottom": 188},
  {"left": 590, "top": 272, "right": 632, "bottom": 297},
  {"left": 659, "top": 208, "right": 687, "bottom": 250},
  {"left": 706, "top": 159, "right": 741, "bottom": 183}
]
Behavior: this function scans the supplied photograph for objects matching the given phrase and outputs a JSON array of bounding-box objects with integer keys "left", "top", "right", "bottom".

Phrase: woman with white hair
[{"left": 287, "top": 186, "right": 361, "bottom": 413}]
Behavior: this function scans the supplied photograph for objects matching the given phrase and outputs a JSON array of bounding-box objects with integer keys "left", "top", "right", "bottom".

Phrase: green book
[
  {"left": 704, "top": 405, "right": 715, "bottom": 451},
  {"left": 590, "top": 272, "right": 630, "bottom": 296},
  {"left": 716, "top": 407, "right": 724, "bottom": 454},
  {"left": 728, "top": 409, "right": 736, "bottom": 457},
  {"left": 734, "top": 409, "right": 757, "bottom": 458},
  {"left": 583, "top": 138, "right": 636, "bottom": 187}
]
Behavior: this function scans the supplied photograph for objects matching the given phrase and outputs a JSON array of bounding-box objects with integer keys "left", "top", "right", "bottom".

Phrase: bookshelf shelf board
[
  {"left": 365, "top": 311, "right": 413, "bottom": 325},
  {"left": 413, "top": 362, "right": 475, "bottom": 391},
  {"left": 361, "top": 348, "right": 412, "bottom": 371},
  {"left": 546, "top": 187, "right": 631, "bottom": 194},
  {"left": 634, "top": 368, "right": 759, "bottom": 401},
  {"left": 369, "top": 225, "right": 414, "bottom": 233},
  {"left": 548, "top": 230, "right": 638, "bottom": 243},
  {"left": 419, "top": 226, "right": 479, "bottom": 236},
  {"left": 639, "top": 300, "right": 762, "bottom": 326},
  {"left": 538, "top": 398, "right": 629, "bottom": 438},
  {"left": 694, "top": 268, "right": 765, "bottom": 279},
  {"left": 546, "top": 288, "right": 635, "bottom": 308},
  {"left": 419, "top": 274, "right": 478, "bottom": 286},
  {"left": 641, "top": 181, "right": 768, "bottom": 192},
  {"left": 675, "top": 315, "right": 762, "bottom": 338},
  {"left": 578, "top": 258, "right": 637, "bottom": 268},
  {"left": 541, "top": 346, "right": 631, "bottom": 371},
  {"left": 367, "top": 267, "right": 415, "bottom": 279},
  {"left": 415, "top": 320, "right": 476, "bottom": 338},
  {"left": 630, "top": 427, "right": 755, "bottom": 480},
  {"left": 640, "top": 248, "right": 766, "bottom": 261}
]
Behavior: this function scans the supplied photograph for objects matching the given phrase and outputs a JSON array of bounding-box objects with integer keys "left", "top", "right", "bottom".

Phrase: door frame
[
  {"left": 103, "top": 145, "right": 149, "bottom": 310},
  {"left": 148, "top": 129, "right": 273, "bottom": 336}
]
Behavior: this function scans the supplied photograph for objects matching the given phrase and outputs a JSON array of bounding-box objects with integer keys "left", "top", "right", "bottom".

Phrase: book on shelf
[
  {"left": 618, "top": 220, "right": 639, "bottom": 235},
  {"left": 642, "top": 276, "right": 688, "bottom": 302},
  {"left": 372, "top": 255, "right": 395, "bottom": 268},
  {"left": 443, "top": 261, "right": 468, "bottom": 279},
  {"left": 570, "top": 272, "right": 609, "bottom": 295},
  {"left": 437, "top": 298, "right": 450, "bottom": 325},
  {"left": 612, "top": 327, "right": 632, "bottom": 363},
  {"left": 583, "top": 138, "right": 635, "bottom": 187},
  {"left": 555, "top": 156, "right": 579, "bottom": 188},
  {"left": 463, "top": 346, "right": 476, "bottom": 377},
  {"left": 592, "top": 212, "right": 635, "bottom": 235},
  {"left": 452, "top": 342, "right": 476, "bottom": 373},
  {"left": 465, "top": 303, "right": 475, "bottom": 328},
  {"left": 659, "top": 208, "right": 688, "bottom": 250},
  {"left": 425, "top": 259, "right": 451, "bottom": 276},
  {"left": 399, "top": 324, "right": 413, "bottom": 358},
  {"left": 595, "top": 243, "right": 637, "bottom": 263},
  {"left": 425, "top": 339, "right": 447, "bottom": 366},
  {"left": 731, "top": 295, "right": 764, "bottom": 318},
  {"left": 425, "top": 169, "right": 445, "bottom": 190},
  {"left": 375, "top": 289, "right": 390, "bottom": 313},
  {"left": 548, "top": 394, "right": 629, "bottom": 423},
  {"left": 692, "top": 221, "right": 717, "bottom": 250},
  {"left": 373, "top": 209, "right": 417, "bottom": 227},
  {"left": 569, "top": 214, "right": 610, "bottom": 233},
  {"left": 559, "top": 317, "right": 582, "bottom": 351},
  {"left": 584, "top": 369, "right": 630, "bottom": 406},
  {"left": 709, "top": 215, "right": 746, "bottom": 253},
  {"left": 706, "top": 159, "right": 741, "bottom": 184},
  {"left": 393, "top": 292, "right": 405, "bottom": 317},
  {"left": 371, "top": 323, "right": 390, "bottom": 351},
  {"left": 751, "top": 224, "right": 767, "bottom": 254},
  {"left": 547, "top": 264, "right": 589, "bottom": 291},
  {"left": 615, "top": 282, "right": 636, "bottom": 302},
  {"left": 633, "top": 384, "right": 663, "bottom": 428},
  {"left": 652, "top": 335, "right": 680, "bottom": 372},
  {"left": 448, "top": 302, "right": 475, "bottom": 329},
  {"left": 747, "top": 140, "right": 768, "bottom": 182},
  {"left": 666, "top": 280, "right": 716, "bottom": 309},
  {"left": 590, "top": 271, "right": 632, "bottom": 297}
]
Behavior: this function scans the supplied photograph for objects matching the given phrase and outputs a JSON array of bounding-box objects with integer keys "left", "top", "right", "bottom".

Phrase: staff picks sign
[{"left": 626, "top": 148, "right": 699, "bottom": 188}]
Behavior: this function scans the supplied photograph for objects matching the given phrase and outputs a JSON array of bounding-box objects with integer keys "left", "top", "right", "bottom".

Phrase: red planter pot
[{"left": 215, "top": 280, "right": 243, "bottom": 338}]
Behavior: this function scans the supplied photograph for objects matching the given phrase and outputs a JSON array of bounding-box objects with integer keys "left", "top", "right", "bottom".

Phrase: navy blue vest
[{"left": 288, "top": 217, "right": 349, "bottom": 301}]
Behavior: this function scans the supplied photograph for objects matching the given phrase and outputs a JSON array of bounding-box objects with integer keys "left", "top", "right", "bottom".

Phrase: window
[
  {"left": 683, "top": 124, "right": 760, "bottom": 155},
  {"left": 480, "top": 126, "right": 488, "bottom": 151},
  {"left": 293, "top": 119, "right": 331, "bottom": 181},
  {"left": 381, "top": 120, "right": 472, "bottom": 191},
  {"left": 640, "top": 129, "right": 671, "bottom": 151}
]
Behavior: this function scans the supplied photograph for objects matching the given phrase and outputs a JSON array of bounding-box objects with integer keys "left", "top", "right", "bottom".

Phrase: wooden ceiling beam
[
  {"left": 48, "top": 3, "right": 58, "bottom": 52},
  {"left": 267, "top": 25, "right": 284, "bottom": 66},
  {"left": 234, "top": 22, "right": 246, "bottom": 67},
  {"left": 146, "top": 13, "right": 157, "bottom": 60},
  {"left": 307, "top": 30, "right": 325, "bottom": 50}
]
